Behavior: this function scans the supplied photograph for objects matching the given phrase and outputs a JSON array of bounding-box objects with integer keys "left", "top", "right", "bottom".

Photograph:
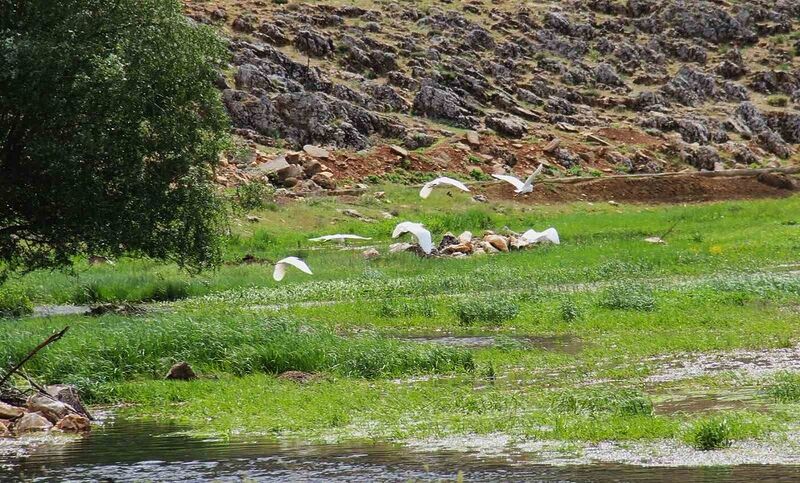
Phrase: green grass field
[{"left": 1, "top": 186, "right": 800, "bottom": 452}]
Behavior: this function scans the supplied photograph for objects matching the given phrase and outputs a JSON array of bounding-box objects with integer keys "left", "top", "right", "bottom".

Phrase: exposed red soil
[
  {"left": 480, "top": 174, "right": 797, "bottom": 204},
  {"left": 594, "top": 127, "right": 665, "bottom": 148}
]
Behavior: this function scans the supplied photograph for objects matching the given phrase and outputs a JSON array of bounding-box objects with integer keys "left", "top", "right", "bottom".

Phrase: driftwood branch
[{"left": 0, "top": 326, "right": 69, "bottom": 388}]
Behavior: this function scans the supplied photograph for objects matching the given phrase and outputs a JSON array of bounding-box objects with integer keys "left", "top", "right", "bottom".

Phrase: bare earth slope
[{"left": 184, "top": 0, "right": 800, "bottom": 189}]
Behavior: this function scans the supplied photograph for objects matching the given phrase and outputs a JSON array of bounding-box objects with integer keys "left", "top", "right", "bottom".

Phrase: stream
[{"left": 3, "top": 417, "right": 800, "bottom": 482}]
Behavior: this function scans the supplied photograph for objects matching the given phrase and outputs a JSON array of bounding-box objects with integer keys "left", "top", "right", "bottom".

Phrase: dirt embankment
[{"left": 481, "top": 173, "right": 798, "bottom": 204}]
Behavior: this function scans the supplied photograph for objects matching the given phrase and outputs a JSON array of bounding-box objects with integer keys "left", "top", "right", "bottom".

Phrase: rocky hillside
[{"left": 184, "top": 0, "right": 800, "bottom": 188}]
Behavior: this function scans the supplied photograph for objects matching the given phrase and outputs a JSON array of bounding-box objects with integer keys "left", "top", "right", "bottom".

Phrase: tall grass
[
  {"left": 0, "top": 313, "right": 474, "bottom": 402},
  {"left": 452, "top": 296, "right": 520, "bottom": 326},
  {"left": 551, "top": 388, "right": 653, "bottom": 416}
]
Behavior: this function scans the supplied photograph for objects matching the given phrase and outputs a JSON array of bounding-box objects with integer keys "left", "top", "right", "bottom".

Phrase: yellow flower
[{"left": 709, "top": 245, "right": 723, "bottom": 255}]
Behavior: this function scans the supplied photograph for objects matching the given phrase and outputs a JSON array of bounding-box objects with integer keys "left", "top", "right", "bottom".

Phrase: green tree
[{"left": 0, "top": 0, "right": 230, "bottom": 278}]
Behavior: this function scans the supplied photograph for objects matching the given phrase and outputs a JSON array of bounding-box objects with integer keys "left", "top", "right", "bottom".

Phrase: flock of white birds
[{"left": 272, "top": 166, "right": 555, "bottom": 281}]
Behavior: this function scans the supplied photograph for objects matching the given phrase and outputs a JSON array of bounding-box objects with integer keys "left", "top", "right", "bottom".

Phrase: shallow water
[
  {"left": 401, "top": 334, "right": 585, "bottom": 354},
  {"left": 32, "top": 305, "right": 91, "bottom": 318},
  {"left": 4, "top": 418, "right": 800, "bottom": 482}
]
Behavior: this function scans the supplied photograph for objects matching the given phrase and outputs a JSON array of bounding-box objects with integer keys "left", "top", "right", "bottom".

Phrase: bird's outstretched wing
[
  {"left": 435, "top": 177, "right": 470, "bottom": 192},
  {"left": 420, "top": 177, "right": 470, "bottom": 199},
  {"left": 419, "top": 182, "right": 435, "bottom": 199},
  {"left": 392, "top": 221, "right": 423, "bottom": 238},
  {"left": 407, "top": 224, "right": 433, "bottom": 254},
  {"left": 309, "top": 234, "right": 371, "bottom": 242},
  {"left": 392, "top": 222, "right": 433, "bottom": 254},
  {"left": 491, "top": 174, "right": 525, "bottom": 190},
  {"left": 273, "top": 256, "right": 313, "bottom": 281},
  {"left": 522, "top": 164, "right": 544, "bottom": 190}
]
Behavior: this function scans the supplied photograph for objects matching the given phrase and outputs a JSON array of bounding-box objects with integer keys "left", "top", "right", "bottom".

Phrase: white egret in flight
[
  {"left": 419, "top": 177, "right": 471, "bottom": 199},
  {"left": 308, "top": 234, "right": 372, "bottom": 242},
  {"left": 392, "top": 222, "right": 433, "bottom": 254},
  {"left": 273, "top": 256, "right": 313, "bottom": 281},
  {"left": 492, "top": 164, "right": 544, "bottom": 194}
]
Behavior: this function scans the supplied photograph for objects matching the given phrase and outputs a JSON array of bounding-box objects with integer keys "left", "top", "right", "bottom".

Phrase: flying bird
[
  {"left": 419, "top": 177, "right": 470, "bottom": 199},
  {"left": 492, "top": 164, "right": 544, "bottom": 194},
  {"left": 308, "top": 234, "right": 372, "bottom": 242},
  {"left": 521, "top": 227, "right": 560, "bottom": 245},
  {"left": 392, "top": 222, "right": 433, "bottom": 254},
  {"left": 273, "top": 256, "right": 313, "bottom": 281}
]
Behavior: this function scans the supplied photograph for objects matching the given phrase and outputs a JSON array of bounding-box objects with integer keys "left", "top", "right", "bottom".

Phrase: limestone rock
[
  {"left": 485, "top": 115, "right": 527, "bottom": 138},
  {"left": 26, "top": 394, "right": 70, "bottom": 423},
  {"left": 389, "top": 242, "right": 413, "bottom": 253},
  {"left": 0, "top": 401, "right": 24, "bottom": 420},
  {"left": 303, "top": 145, "right": 331, "bottom": 159},
  {"left": 458, "top": 231, "right": 473, "bottom": 244},
  {"left": 362, "top": 248, "right": 380, "bottom": 260},
  {"left": 14, "top": 412, "right": 52, "bottom": 433},
  {"left": 55, "top": 414, "right": 91, "bottom": 433},
  {"left": 311, "top": 172, "right": 337, "bottom": 190},
  {"left": 46, "top": 385, "right": 91, "bottom": 420},
  {"left": 484, "top": 235, "right": 509, "bottom": 253},
  {"left": 389, "top": 145, "right": 409, "bottom": 158},
  {"left": 165, "top": 361, "right": 197, "bottom": 380}
]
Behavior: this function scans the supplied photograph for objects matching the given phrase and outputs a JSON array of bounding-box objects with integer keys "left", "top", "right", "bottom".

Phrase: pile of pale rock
[
  {"left": 0, "top": 386, "right": 91, "bottom": 437},
  {"left": 217, "top": 144, "right": 340, "bottom": 191},
  {"left": 386, "top": 228, "right": 559, "bottom": 258}
]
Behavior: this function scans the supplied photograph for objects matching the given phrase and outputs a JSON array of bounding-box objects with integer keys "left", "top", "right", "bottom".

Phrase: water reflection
[{"left": 4, "top": 418, "right": 800, "bottom": 482}]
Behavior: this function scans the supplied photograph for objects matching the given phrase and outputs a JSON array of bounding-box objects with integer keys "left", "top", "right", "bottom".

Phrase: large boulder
[
  {"left": 0, "top": 401, "right": 24, "bottom": 420},
  {"left": 14, "top": 412, "right": 52, "bottom": 433},
  {"left": 27, "top": 394, "right": 71, "bottom": 423},
  {"left": 485, "top": 115, "right": 527, "bottom": 138},
  {"left": 165, "top": 362, "right": 197, "bottom": 380},
  {"left": 293, "top": 30, "right": 334, "bottom": 58},
  {"left": 412, "top": 84, "right": 479, "bottom": 128},
  {"left": 46, "top": 385, "right": 91, "bottom": 420},
  {"left": 54, "top": 414, "right": 91, "bottom": 433}
]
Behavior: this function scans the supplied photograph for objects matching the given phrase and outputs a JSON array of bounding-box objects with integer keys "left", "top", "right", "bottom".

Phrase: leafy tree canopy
[{"left": 0, "top": 0, "right": 230, "bottom": 278}]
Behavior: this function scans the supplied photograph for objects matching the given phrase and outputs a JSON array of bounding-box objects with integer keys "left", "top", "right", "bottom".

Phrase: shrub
[
  {"left": 598, "top": 283, "right": 656, "bottom": 311},
  {"left": 145, "top": 279, "right": 190, "bottom": 302},
  {"left": 685, "top": 417, "right": 732, "bottom": 450},
  {"left": 766, "top": 372, "right": 800, "bottom": 402},
  {"left": 766, "top": 95, "right": 789, "bottom": 108},
  {"left": 0, "top": 286, "right": 33, "bottom": 317},
  {"left": 378, "top": 298, "right": 437, "bottom": 318},
  {"left": 551, "top": 388, "right": 653, "bottom": 416},
  {"left": 452, "top": 296, "right": 519, "bottom": 326},
  {"left": 235, "top": 180, "right": 274, "bottom": 211},
  {"left": 560, "top": 298, "right": 582, "bottom": 322}
]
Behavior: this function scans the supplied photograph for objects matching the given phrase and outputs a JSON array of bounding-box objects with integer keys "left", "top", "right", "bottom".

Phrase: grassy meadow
[{"left": 1, "top": 184, "right": 800, "bottom": 452}]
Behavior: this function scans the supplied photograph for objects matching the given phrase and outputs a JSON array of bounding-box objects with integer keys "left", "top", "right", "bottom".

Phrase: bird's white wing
[
  {"left": 406, "top": 224, "right": 433, "bottom": 254},
  {"left": 309, "top": 234, "right": 371, "bottom": 242},
  {"left": 419, "top": 182, "right": 435, "bottom": 199},
  {"left": 273, "top": 263, "right": 287, "bottom": 281},
  {"left": 392, "top": 221, "right": 423, "bottom": 238},
  {"left": 539, "top": 227, "right": 560, "bottom": 244},
  {"left": 434, "top": 177, "right": 470, "bottom": 193},
  {"left": 522, "top": 227, "right": 560, "bottom": 245},
  {"left": 273, "top": 256, "right": 313, "bottom": 281},
  {"left": 522, "top": 164, "right": 544, "bottom": 190},
  {"left": 491, "top": 174, "right": 525, "bottom": 190}
]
